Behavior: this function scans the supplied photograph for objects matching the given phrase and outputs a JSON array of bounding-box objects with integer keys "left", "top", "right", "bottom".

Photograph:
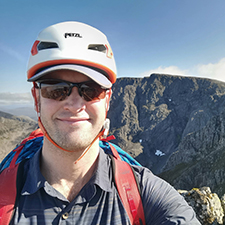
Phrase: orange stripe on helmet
[{"left": 27, "top": 59, "right": 116, "bottom": 84}]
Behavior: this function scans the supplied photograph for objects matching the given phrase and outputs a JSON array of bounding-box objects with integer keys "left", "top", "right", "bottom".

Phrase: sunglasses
[{"left": 35, "top": 79, "right": 108, "bottom": 102}]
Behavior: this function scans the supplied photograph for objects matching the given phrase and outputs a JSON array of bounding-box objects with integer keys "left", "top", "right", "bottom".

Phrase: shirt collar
[
  {"left": 90, "top": 147, "right": 113, "bottom": 192},
  {"left": 21, "top": 148, "right": 45, "bottom": 195},
  {"left": 21, "top": 147, "right": 114, "bottom": 196}
]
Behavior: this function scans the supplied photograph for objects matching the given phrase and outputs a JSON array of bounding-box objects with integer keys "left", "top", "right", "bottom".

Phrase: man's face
[{"left": 34, "top": 70, "right": 111, "bottom": 152}]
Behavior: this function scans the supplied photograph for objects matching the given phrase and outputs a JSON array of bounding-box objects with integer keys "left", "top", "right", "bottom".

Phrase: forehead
[{"left": 41, "top": 70, "right": 91, "bottom": 83}]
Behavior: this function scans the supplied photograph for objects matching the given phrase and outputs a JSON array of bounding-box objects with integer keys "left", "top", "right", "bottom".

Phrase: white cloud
[
  {"left": 0, "top": 92, "right": 33, "bottom": 105},
  {"left": 195, "top": 58, "right": 225, "bottom": 82},
  {"left": 140, "top": 57, "right": 225, "bottom": 83}
]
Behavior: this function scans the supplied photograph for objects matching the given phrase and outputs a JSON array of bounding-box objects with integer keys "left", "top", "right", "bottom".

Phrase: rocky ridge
[
  {"left": 1, "top": 74, "right": 225, "bottom": 224},
  {"left": 0, "top": 111, "right": 38, "bottom": 160},
  {"left": 179, "top": 187, "right": 225, "bottom": 224},
  {"left": 108, "top": 74, "right": 225, "bottom": 197}
]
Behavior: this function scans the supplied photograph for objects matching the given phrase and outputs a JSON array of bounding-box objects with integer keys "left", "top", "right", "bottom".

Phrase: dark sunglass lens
[
  {"left": 80, "top": 83, "right": 106, "bottom": 101},
  {"left": 80, "top": 86, "right": 96, "bottom": 101},
  {"left": 41, "top": 86, "right": 69, "bottom": 101}
]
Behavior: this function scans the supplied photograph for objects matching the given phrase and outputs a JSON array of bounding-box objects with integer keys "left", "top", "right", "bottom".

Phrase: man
[{"left": 1, "top": 21, "right": 200, "bottom": 224}]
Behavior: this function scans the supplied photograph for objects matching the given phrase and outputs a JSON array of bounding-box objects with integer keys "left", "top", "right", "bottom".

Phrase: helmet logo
[{"left": 64, "top": 33, "right": 82, "bottom": 38}]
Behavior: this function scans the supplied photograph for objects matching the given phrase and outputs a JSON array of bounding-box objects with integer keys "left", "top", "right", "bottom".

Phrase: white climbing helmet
[{"left": 27, "top": 21, "right": 117, "bottom": 88}]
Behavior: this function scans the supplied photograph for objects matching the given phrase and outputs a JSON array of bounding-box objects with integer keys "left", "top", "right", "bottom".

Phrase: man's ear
[
  {"left": 31, "top": 86, "right": 40, "bottom": 113},
  {"left": 105, "top": 89, "right": 112, "bottom": 112}
]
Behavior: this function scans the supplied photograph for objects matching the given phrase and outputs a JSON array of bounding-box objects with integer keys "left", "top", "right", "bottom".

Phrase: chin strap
[
  {"left": 74, "top": 130, "right": 104, "bottom": 164},
  {"left": 38, "top": 116, "right": 109, "bottom": 164},
  {"left": 38, "top": 117, "right": 74, "bottom": 153},
  {"left": 72, "top": 118, "right": 112, "bottom": 164},
  {"left": 33, "top": 82, "right": 111, "bottom": 163},
  {"left": 38, "top": 114, "right": 112, "bottom": 164}
]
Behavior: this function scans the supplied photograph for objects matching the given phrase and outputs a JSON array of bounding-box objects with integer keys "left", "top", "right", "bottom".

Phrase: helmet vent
[
  {"left": 88, "top": 44, "right": 106, "bottom": 53},
  {"left": 38, "top": 42, "right": 59, "bottom": 51}
]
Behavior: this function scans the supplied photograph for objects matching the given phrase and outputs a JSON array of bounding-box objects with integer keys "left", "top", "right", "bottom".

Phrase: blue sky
[{"left": 1, "top": 0, "right": 225, "bottom": 106}]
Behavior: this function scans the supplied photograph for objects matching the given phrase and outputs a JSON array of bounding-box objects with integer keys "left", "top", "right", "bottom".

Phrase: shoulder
[
  {"left": 0, "top": 135, "right": 43, "bottom": 174},
  {"left": 132, "top": 165, "right": 201, "bottom": 225}
]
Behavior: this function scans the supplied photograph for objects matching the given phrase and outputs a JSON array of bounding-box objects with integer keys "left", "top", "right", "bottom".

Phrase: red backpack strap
[
  {"left": 0, "top": 146, "right": 22, "bottom": 225},
  {"left": 0, "top": 129, "right": 43, "bottom": 225},
  {"left": 0, "top": 166, "right": 19, "bottom": 225},
  {"left": 109, "top": 143, "right": 146, "bottom": 225}
]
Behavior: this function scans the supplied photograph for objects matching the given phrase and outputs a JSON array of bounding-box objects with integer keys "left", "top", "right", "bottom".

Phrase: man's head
[
  {"left": 28, "top": 21, "right": 116, "bottom": 153},
  {"left": 33, "top": 69, "right": 112, "bottom": 152}
]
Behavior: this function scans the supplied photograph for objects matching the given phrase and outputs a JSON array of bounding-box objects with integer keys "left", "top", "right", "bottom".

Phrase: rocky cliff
[
  {"left": 1, "top": 74, "right": 225, "bottom": 224},
  {"left": 2, "top": 74, "right": 225, "bottom": 198},
  {"left": 107, "top": 74, "right": 225, "bottom": 197},
  {"left": 0, "top": 111, "right": 38, "bottom": 160},
  {"left": 179, "top": 187, "right": 225, "bottom": 224}
]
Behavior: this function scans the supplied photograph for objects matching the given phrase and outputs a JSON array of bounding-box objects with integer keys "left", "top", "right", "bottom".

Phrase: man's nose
[{"left": 63, "top": 87, "right": 86, "bottom": 111}]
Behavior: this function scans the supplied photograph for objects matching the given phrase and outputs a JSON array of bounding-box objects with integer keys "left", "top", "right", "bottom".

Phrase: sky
[{"left": 1, "top": 0, "right": 225, "bottom": 107}]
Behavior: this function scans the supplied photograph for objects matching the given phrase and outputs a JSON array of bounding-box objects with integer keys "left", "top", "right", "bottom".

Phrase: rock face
[
  {"left": 160, "top": 108, "right": 225, "bottom": 197},
  {"left": 2, "top": 74, "right": 225, "bottom": 223},
  {"left": 1, "top": 74, "right": 225, "bottom": 197},
  {"left": 0, "top": 111, "right": 38, "bottom": 161},
  {"left": 179, "top": 187, "right": 224, "bottom": 224},
  {"left": 107, "top": 74, "right": 225, "bottom": 196}
]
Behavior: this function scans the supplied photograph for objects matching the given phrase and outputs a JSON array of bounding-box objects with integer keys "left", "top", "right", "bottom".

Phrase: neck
[{"left": 40, "top": 137, "right": 100, "bottom": 201}]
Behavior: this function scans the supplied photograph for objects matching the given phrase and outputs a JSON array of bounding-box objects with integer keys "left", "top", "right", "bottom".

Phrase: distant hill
[
  {"left": 0, "top": 106, "right": 37, "bottom": 120},
  {"left": 0, "top": 111, "right": 38, "bottom": 161}
]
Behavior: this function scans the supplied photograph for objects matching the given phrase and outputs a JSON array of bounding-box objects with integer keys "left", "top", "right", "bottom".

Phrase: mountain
[
  {"left": 0, "top": 106, "right": 37, "bottom": 120},
  {"left": 1, "top": 73, "right": 225, "bottom": 198},
  {"left": 0, "top": 111, "right": 38, "bottom": 161},
  {"left": 2, "top": 74, "right": 225, "bottom": 223},
  {"left": 108, "top": 74, "right": 225, "bottom": 197}
]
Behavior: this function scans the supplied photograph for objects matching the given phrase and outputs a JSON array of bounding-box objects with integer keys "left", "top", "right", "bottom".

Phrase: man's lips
[{"left": 57, "top": 117, "right": 90, "bottom": 124}]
